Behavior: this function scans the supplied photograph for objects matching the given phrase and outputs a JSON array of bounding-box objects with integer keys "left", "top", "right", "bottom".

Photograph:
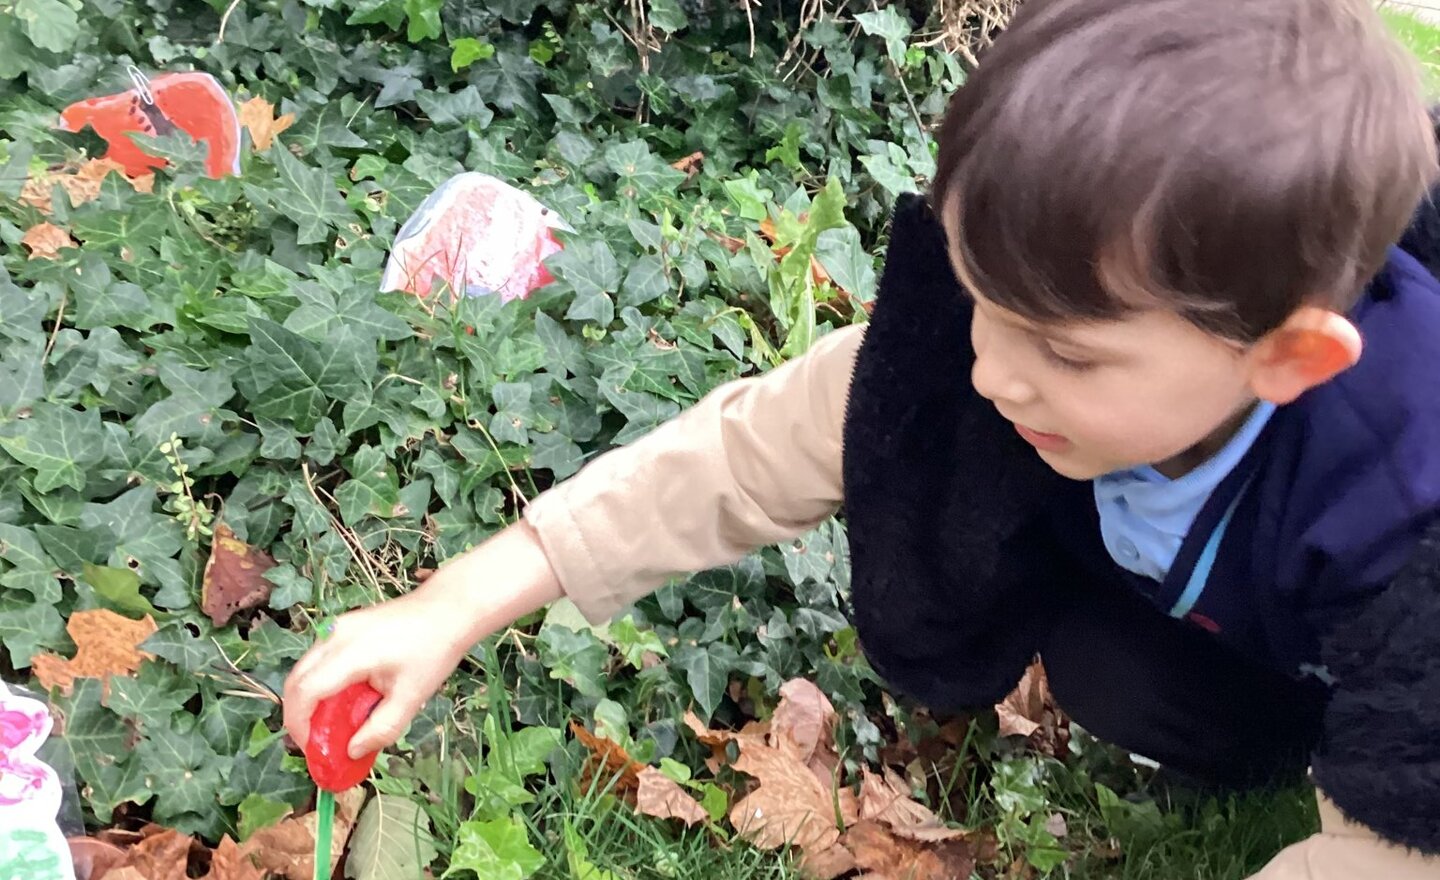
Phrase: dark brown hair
[{"left": 931, "top": 0, "right": 1439, "bottom": 341}]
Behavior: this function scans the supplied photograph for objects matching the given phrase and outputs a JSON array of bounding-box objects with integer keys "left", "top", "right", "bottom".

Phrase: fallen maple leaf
[
  {"left": 31, "top": 609, "right": 157, "bottom": 696},
  {"left": 238, "top": 96, "right": 295, "bottom": 151},
  {"left": 19, "top": 159, "right": 142, "bottom": 214},
  {"left": 995, "top": 660, "right": 1070, "bottom": 758},
  {"left": 243, "top": 787, "right": 364, "bottom": 880},
  {"left": 201, "top": 523, "right": 277, "bottom": 627},
  {"left": 67, "top": 836, "right": 126, "bottom": 880},
  {"left": 103, "top": 827, "right": 193, "bottom": 880},
  {"left": 635, "top": 767, "right": 708, "bottom": 827},
  {"left": 801, "top": 843, "right": 858, "bottom": 880},
  {"left": 770, "top": 678, "right": 834, "bottom": 763},
  {"left": 571, "top": 721, "right": 644, "bottom": 794},
  {"left": 843, "top": 819, "right": 980, "bottom": 880},
  {"left": 22, "top": 222, "right": 77, "bottom": 260},
  {"left": 728, "top": 738, "right": 842, "bottom": 855},
  {"left": 683, "top": 710, "right": 767, "bottom": 775},
  {"left": 856, "top": 767, "right": 963, "bottom": 841},
  {"left": 203, "top": 835, "right": 265, "bottom": 880}
]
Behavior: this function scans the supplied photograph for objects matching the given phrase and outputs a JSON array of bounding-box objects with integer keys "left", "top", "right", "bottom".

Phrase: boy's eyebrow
[{"left": 971, "top": 290, "right": 1108, "bottom": 349}]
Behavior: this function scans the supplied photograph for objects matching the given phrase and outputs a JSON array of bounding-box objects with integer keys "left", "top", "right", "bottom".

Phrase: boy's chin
[{"left": 1032, "top": 447, "right": 1113, "bottom": 481}]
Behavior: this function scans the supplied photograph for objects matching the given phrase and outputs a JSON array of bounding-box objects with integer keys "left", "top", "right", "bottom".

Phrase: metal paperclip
[{"left": 125, "top": 64, "right": 155, "bottom": 105}]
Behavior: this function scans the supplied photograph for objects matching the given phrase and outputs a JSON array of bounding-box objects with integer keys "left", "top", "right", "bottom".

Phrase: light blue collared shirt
[{"left": 1093, "top": 402, "right": 1276, "bottom": 581}]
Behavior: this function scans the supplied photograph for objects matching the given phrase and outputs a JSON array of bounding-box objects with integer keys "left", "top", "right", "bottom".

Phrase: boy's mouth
[{"left": 1013, "top": 423, "right": 1071, "bottom": 452}]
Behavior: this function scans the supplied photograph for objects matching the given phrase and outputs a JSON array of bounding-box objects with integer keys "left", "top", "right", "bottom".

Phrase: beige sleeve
[
  {"left": 522, "top": 323, "right": 865, "bottom": 623},
  {"left": 1246, "top": 794, "right": 1440, "bottom": 880}
]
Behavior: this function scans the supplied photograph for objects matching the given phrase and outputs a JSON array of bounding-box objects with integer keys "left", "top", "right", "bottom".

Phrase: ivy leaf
[
  {"left": 859, "top": 147, "right": 920, "bottom": 199},
  {"left": 673, "top": 642, "right": 740, "bottom": 721},
  {"left": 203, "top": 695, "right": 276, "bottom": 758},
  {"left": 47, "top": 680, "right": 135, "bottom": 820},
  {"left": 0, "top": 403, "right": 106, "bottom": 492},
  {"left": 265, "top": 564, "right": 316, "bottom": 609},
  {"left": 336, "top": 445, "right": 401, "bottom": 524},
  {"left": 447, "top": 817, "right": 544, "bottom": 880},
  {"left": 403, "top": 0, "right": 443, "bottom": 42},
  {"left": 131, "top": 359, "right": 236, "bottom": 443},
  {"left": 268, "top": 147, "right": 353, "bottom": 245},
  {"left": 14, "top": 0, "right": 80, "bottom": 52},
  {"left": 815, "top": 226, "right": 878, "bottom": 303},
  {"left": 416, "top": 86, "right": 494, "bottom": 127},
  {"left": 241, "top": 318, "right": 335, "bottom": 431},
  {"left": 530, "top": 431, "right": 584, "bottom": 479},
  {"left": 0, "top": 17, "right": 42, "bottom": 80},
  {"left": 142, "top": 623, "right": 223, "bottom": 675},
  {"left": 855, "top": 7, "right": 912, "bottom": 67},
  {"left": 224, "top": 740, "right": 311, "bottom": 809},
  {"left": 137, "top": 721, "right": 230, "bottom": 825},
  {"left": 83, "top": 562, "right": 161, "bottom": 619},
  {"left": 535, "top": 624, "right": 607, "bottom": 699},
  {"left": 0, "top": 590, "right": 65, "bottom": 667},
  {"left": 238, "top": 792, "right": 293, "bottom": 841},
  {"left": 107, "top": 660, "right": 196, "bottom": 729},
  {"left": 451, "top": 37, "right": 495, "bottom": 71},
  {"left": 488, "top": 382, "right": 534, "bottom": 446},
  {"left": 604, "top": 141, "right": 687, "bottom": 196},
  {"left": 647, "top": 0, "right": 689, "bottom": 34}
]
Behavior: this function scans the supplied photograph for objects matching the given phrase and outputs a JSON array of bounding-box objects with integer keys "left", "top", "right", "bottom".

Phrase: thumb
[{"left": 348, "top": 694, "right": 420, "bottom": 759}]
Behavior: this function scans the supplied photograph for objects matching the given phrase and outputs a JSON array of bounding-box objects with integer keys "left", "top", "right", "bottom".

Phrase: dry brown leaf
[
  {"left": 996, "top": 661, "right": 1048, "bottom": 738},
  {"left": 670, "top": 151, "right": 704, "bottom": 177},
  {"left": 635, "top": 766, "right": 708, "bottom": 827},
  {"left": 31, "top": 609, "right": 157, "bottom": 696},
  {"left": 67, "top": 835, "right": 126, "bottom": 880},
  {"left": 571, "top": 721, "right": 645, "bottom": 795},
  {"left": 843, "top": 819, "right": 980, "bottom": 880},
  {"left": 203, "top": 836, "right": 266, "bottom": 880},
  {"left": 855, "top": 767, "right": 966, "bottom": 842},
  {"left": 770, "top": 678, "right": 835, "bottom": 763},
  {"left": 994, "top": 660, "right": 1070, "bottom": 757},
  {"left": 758, "top": 216, "right": 846, "bottom": 296},
  {"left": 21, "top": 160, "right": 150, "bottom": 214},
  {"left": 683, "top": 710, "right": 767, "bottom": 774},
  {"left": 106, "top": 827, "right": 192, "bottom": 880},
  {"left": 242, "top": 787, "right": 364, "bottom": 880},
  {"left": 238, "top": 96, "right": 296, "bottom": 151},
  {"left": 728, "top": 739, "right": 842, "bottom": 855},
  {"left": 800, "top": 843, "right": 857, "bottom": 880},
  {"left": 22, "top": 222, "right": 77, "bottom": 260},
  {"left": 201, "top": 523, "right": 277, "bottom": 627}
]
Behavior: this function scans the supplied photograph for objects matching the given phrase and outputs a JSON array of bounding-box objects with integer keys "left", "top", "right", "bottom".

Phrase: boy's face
[{"left": 966, "top": 291, "right": 1259, "bottom": 480}]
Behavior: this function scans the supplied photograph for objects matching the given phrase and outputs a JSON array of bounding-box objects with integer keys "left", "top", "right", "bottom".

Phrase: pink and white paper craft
[
  {"left": 380, "top": 172, "right": 570, "bottom": 303},
  {"left": 0, "top": 681, "right": 76, "bottom": 880}
]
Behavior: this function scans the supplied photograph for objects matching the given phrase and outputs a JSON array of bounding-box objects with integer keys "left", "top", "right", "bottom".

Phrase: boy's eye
[{"left": 1041, "top": 344, "right": 1096, "bottom": 372}]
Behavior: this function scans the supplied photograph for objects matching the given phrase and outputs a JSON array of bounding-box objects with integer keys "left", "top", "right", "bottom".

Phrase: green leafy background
[{"left": 0, "top": 0, "right": 1325, "bottom": 876}]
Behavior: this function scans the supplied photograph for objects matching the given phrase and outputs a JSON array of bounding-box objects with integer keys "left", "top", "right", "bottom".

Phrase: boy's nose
[{"left": 971, "top": 349, "right": 1037, "bottom": 408}]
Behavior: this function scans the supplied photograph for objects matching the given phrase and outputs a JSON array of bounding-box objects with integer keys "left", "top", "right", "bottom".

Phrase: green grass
[
  {"left": 506, "top": 757, "right": 1318, "bottom": 879},
  {"left": 1382, "top": 4, "right": 1440, "bottom": 96}
]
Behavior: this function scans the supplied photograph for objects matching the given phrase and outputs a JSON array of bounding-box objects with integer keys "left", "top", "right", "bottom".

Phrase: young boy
[{"left": 285, "top": 0, "right": 1440, "bottom": 874}]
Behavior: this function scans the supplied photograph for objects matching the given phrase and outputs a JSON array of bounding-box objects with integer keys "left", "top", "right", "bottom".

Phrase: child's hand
[
  {"left": 282, "top": 586, "right": 471, "bottom": 758},
  {"left": 282, "top": 522, "right": 564, "bottom": 758}
]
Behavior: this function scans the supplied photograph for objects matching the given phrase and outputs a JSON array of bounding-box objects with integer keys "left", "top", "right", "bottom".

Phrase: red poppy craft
[{"left": 59, "top": 71, "right": 241, "bottom": 179}]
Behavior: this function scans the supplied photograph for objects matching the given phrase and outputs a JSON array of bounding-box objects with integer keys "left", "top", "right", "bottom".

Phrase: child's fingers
[
  {"left": 348, "top": 693, "right": 421, "bottom": 759},
  {"left": 282, "top": 652, "right": 370, "bottom": 751}
]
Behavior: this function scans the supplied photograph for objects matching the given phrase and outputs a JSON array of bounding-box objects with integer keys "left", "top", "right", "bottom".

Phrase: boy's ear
[{"left": 1247, "top": 307, "right": 1362, "bottom": 405}]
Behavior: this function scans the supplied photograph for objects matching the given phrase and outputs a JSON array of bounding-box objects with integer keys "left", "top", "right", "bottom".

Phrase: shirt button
[{"left": 1118, "top": 540, "right": 1139, "bottom": 561}]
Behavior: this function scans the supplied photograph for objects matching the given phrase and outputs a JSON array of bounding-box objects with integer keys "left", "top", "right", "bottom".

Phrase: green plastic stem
[{"left": 314, "top": 788, "right": 335, "bottom": 880}]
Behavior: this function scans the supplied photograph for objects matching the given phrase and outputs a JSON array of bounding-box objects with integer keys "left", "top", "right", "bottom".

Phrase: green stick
[{"left": 314, "top": 788, "right": 335, "bottom": 880}]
